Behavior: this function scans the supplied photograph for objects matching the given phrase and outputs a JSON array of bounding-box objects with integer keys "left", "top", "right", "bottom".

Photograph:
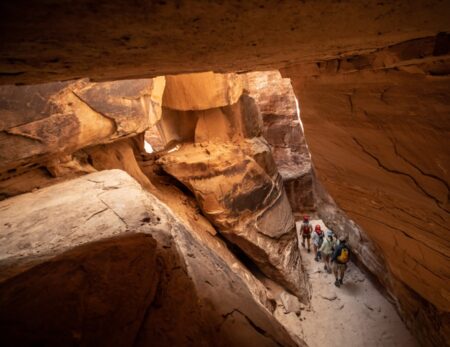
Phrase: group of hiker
[{"left": 299, "top": 215, "right": 350, "bottom": 287}]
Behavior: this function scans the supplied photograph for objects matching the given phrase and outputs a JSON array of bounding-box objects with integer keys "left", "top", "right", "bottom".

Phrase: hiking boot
[
  {"left": 301, "top": 242, "right": 305, "bottom": 248},
  {"left": 339, "top": 278, "right": 344, "bottom": 285},
  {"left": 307, "top": 248, "right": 311, "bottom": 253},
  {"left": 327, "top": 268, "right": 332, "bottom": 274},
  {"left": 314, "top": 256, "right": 319, "bottom": 262},
  {"left": 334, "top": 280, "right": 341, "bottom": 287}
]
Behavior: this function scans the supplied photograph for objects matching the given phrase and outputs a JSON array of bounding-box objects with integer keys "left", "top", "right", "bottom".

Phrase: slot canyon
[{"left": 0, "top": 1, "right": 449, "bottom": 347}]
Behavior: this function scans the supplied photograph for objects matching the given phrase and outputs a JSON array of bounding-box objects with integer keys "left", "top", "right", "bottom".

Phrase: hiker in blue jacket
[{"left": 331, "top": 235, "right": 350, "bottom": 287}]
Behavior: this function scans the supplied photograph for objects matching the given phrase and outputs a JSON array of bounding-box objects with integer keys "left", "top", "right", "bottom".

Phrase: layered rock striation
[{"left": 0, "top": 77, "right": 164, "bottom": 199}]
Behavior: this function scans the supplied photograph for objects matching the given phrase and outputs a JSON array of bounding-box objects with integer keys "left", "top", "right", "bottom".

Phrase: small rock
[
  {"left": 280, "top": 291, "right": 302, "bottom": 315},
  {"left": 320, "top": 291, "right": 337, "bottom": 301}
]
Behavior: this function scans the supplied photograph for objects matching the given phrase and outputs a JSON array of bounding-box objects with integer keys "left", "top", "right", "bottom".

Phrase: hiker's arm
[
  {"left": 319, "top": 242, "right": 324, "bottom": 252},
  {"left": 331, "top": 247, "right": 339, "bottom": 261}
]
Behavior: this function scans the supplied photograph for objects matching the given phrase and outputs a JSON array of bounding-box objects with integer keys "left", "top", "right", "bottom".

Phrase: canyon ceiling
[{"left": 0, "top": 0, "right": 449, "bottom": 346}]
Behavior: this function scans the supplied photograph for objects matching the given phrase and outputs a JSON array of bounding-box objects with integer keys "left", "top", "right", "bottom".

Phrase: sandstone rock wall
[
  {"left": 282, "top": 34, "right": 450, "bottom": 346},
  {"left": 0, "top": 170, "right": 303, "bottom": 347},
  {"left": 155, "top": 73, "right": 309, "bottom": 300},
  {"left": 243, "top": 71, "right": 315, "bottom": 212}
]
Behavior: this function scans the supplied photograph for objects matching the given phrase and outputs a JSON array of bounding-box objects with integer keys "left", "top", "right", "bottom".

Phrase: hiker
[
  {"left": 319, "top": 230, "right": 335, "bottom": 273},
  {"left": 300, "top": 215, "right": 312, "bottom": 253},
  {"left": 331, "top": 235, "right": 350, "bottom": 287},
  {"left": 312, "top": 224, "right": 324, "bottom": 261}
]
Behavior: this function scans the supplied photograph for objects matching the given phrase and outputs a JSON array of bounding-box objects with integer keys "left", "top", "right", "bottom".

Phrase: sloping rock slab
[
  {"left": 0, "top": 170, "right": 302, "bottom": 347},
  {"left": 158, "top": 141, "right": 308, "bottom": 300}
]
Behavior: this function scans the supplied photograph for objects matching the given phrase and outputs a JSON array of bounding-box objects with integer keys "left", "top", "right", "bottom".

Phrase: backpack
[
  {"left": 301, "top": 223, "right": 311, "bottom": 235},
  {"left": 337, "top": 246, "right": 349, "bottom": 263}
]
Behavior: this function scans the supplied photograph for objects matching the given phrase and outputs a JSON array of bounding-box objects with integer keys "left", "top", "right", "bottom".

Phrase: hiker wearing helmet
[
  {"left": 300, "top": 215, "right": 312, "bottom": 253},
  {"left": 319, "top": 230, "right": 336, "bottom": 273},
  {"left": 312, "top": 224, "right": 324, "bottom": 262},
  {"left": 331, "top": 235, "right": 350, "bottom": 287}
]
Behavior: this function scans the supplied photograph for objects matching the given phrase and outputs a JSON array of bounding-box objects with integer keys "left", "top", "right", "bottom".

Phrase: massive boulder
[
  {"left": 158, "top": 140, "right": 306, "bottom": 299},
  {"left": 243, "top": 71, "right": 314, "bottom": 212},
  {"left": 154, "top": 73, "right": 308, "bottom": 300},
  {"left": 0, "top": 170, "right": 303, "bottom": 347},
  {"left": 282, "top": 34, "right": 450, "bottom": 346}
]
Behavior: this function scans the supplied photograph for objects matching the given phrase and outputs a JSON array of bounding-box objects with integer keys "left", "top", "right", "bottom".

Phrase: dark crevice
[{"left": 219, "top": 309, "right": 283, "bottom": 347}]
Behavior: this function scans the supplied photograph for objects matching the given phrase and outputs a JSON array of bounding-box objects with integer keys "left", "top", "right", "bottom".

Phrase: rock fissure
[
  {"left": 389, "top": 136, "right": 449, "bottom": 194},
  {"left": 98, "top": 197, "right": 129, "bottom": 228},
  {"left": 220, "top": 309, "right": 284, "bottom": 347},
  {"left": 353, "top": 136, "right": 450, "bottom": 214},
  {"left": 345, "top": 207, "right": 450, "bottom": 261}
]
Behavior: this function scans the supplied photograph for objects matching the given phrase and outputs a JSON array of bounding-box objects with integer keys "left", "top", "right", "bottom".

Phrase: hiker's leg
[
  {"left": 332, "top": 263, "right": 338, "bottom": 279},
  {"left": 301, "top": 235, "right": 305, "bottom": 247},
  {"left": 306, "top": 237, "right": 311, "bottom": 252},
  {"left": 324, "top": 254, "right": 330, "bottom": 271},
  {"left": 314, "top": 245, "right": 318, "bottom": 260},
  {"left": 332, "top": 263, "right": 340, "bottom": 287},
  {"left": 339, "top": 265, "right": 346, "bottom": 282}
]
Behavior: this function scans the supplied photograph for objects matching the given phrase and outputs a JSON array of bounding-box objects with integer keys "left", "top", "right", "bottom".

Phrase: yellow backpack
[{"left": 337, "top": 247, "right": 349, "bottom": 263}]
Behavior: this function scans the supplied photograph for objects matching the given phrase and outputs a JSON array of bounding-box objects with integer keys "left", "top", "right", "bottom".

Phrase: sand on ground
[{"left": 294, "top": 219, "right": 418, "bottom": 347}]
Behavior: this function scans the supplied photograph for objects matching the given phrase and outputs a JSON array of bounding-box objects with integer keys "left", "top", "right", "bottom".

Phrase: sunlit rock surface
[
  {"left": 0, "top": 170, "right": 302, "bottom": 347},
  {"left": 243, "top": 71, "right": 314, "bottom": 212}
]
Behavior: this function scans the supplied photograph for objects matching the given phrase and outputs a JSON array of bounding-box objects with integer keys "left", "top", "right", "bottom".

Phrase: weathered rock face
[
  {"left": 158, "top": 141, "right": 306, "bottom": 299},
  {"left": 0, "top": 170, "right": 303, "bottom": 347},
  {"left": 0, "top": 77, "right": 165, "bottom": 173},
  {"left": 243, "top": 71, "right": 314, "bottom": 212},
  {"left": 0, "top": 77, "right": 165, "bottom": 200},
  {"left": 1, "top": 1, "right": 449, "bottom": 85},
  {"left": 282, "top": 34, "right": 450, "bottom": 346},
  {"left": 154, "top": 73, "right": 308, "bottom": 300}
]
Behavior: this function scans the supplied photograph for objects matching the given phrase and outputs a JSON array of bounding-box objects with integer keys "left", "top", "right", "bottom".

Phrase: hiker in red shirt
[
  {"left": 300, "top": 215, "right": 313, "bottom": 253},
  {"left": 312, "top": 224, "right": 324, "bottom": 261}
]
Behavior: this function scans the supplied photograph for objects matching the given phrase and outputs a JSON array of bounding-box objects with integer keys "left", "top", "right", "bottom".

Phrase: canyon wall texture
[
  {"left": 0, "top": 1, "right": 449, "bottom": 85},
  {"left": 282, "top": 34, "right": 450, "bottom": 346}
]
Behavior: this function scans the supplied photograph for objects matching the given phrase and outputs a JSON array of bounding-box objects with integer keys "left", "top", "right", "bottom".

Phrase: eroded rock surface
[
  {"left": 0, "top": 170, "right": 302, "bottom": 347},
  {"left": 0, "top": 77, "right": 164, "bottom": 173},
  {"left": 158, "top": 140, "right": 306, "bottom": 299}
]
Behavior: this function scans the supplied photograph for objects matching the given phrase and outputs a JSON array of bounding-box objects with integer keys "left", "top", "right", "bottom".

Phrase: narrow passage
[{"left": 297, "top": 219, "right": 418, "bottom": 347}]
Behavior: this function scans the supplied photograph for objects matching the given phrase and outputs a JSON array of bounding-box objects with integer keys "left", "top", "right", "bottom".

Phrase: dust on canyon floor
[{"left": 264, "top": 219, "right": 418, "bottom": 347}]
